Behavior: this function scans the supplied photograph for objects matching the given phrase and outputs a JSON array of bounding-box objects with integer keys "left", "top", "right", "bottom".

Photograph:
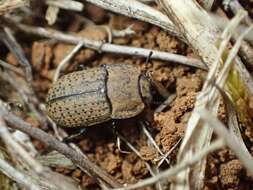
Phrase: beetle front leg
[
  {"left": 154, "top": 93, "right": 176, "bottom": 114},
  {"left": 62, "top": 128, "right": 87, "bottom": 143}
]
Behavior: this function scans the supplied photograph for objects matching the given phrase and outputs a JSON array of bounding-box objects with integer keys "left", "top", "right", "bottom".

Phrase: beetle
[{"left": 46, "top": 63, "right": 153, "bottom": 128}]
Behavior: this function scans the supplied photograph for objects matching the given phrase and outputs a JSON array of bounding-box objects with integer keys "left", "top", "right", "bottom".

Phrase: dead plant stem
[
  {"left": 113, "top": 139, "right": 224, "bottom": 190},
  {"left": 0, "top": 107, "right": 121, "bottom": 188}
]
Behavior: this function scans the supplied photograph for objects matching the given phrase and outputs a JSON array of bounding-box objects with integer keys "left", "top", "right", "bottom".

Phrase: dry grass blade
[
  {"left": 0, "top": 29, "right": 48, "bottom": 126},
  {"left": 216, "top": 22, "right": 253, "bottom": 87},
  {"left": 0, "top": 0, "right": 29, "bottom": 15},
  {"left": 157, "top": 0, "right": 253, "bottom": 94},
  {"left": 137, "top": 0, "right": 154, "bottom": 3},
  {"left": 223, "top": 0, "right": 252, "bottom": 26},
  {"left": 154, "top": 1, "right": 253, "bottom": 189},
  {"left": 157, "top": 0, "right": 220, "bottom": 66},
  {"left": 117, "top": 133, "right": 153, "bottom": 166},
  {"left": 168, "top": 10, "right": 248, "bottom": 190},
  {"left": 0, "top": 1, "right": 251, "bottom": 189},
  {"left": 220, "top": 0, "right": 253, "bottom": 71},
  {"left": 141, "top": 123, "right": 170, "bottom": 165},
  {"left": 53, "top": 42, "right": 84, "bottom": 82},
  {"left": 46, "top": 0, "right": 84, "bottom": 11},
  {"left": 157, "top": 138, "right": 181, "bottom": 167},
  {"left": 117, "top": 133, "right": 163, "bottom": 189},
  {"left": 45, "top": 5, "right": 59, "bottom": 25},
  {"left": 45, "top": 0, "right": 84, "bottom": 25},
  {"left": 200, "top": 0, "right": 215, "bottom": 10},
  {"left": 12, "top": 130, "right": 37, "bottom": 157},
  {"left": 112, "top": 139, "right": 224, "bottom": 190},
  {"left": 0, "top": 171, "right": 13, "bottom": 190},
  {"left": 219, "top": 88, "right": 250, "bottom": 155},
  {"left": 84, "top": 0, "right": 184, "bottom": 41},
  {"left": 198, "top": 109, "right": 253, "bottom": 175},
  {"left": 209, "top": 14, "right": 253, "bottom": 42}
]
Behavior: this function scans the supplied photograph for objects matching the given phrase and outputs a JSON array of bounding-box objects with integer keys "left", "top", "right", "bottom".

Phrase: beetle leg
[
  {"left": 154, "top": 93, "right": 176, "bottom": 114},
  {"left": 111, "top": 121, "right": 131, "bottom": 154},
  {"left": 116, "top": 136, "right": 131, "bottom": 154},
  {"left": 62, "top": 128, "right": 87, "bottom": 143}
]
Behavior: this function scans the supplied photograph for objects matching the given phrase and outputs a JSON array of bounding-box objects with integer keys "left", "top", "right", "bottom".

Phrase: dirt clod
[
  {"left": 140, "top": 146, "right": 158, "bottom": 161},
  {"left": 100, "top": 153, "right": 121, "bottom": 175},
  {"left": 219, "top": 159, "right": 244, "bottom": 189},
  {"left": 121, "top": 160, "right": 136, "bottom": 183}
]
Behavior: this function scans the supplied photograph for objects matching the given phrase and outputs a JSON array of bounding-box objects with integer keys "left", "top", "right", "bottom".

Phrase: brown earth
[{"left": 1, "top": 1, "right": 253, "bottom": 190}]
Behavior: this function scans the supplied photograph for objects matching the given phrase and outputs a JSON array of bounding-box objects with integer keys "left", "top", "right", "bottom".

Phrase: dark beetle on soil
[{"left": 46, "top": 63, "right": 153, "bottom": 128}]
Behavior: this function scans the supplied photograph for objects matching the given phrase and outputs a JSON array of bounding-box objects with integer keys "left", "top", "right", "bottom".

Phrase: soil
[{"left": 1, "top": 1, "right": 253, "bottom": 190}]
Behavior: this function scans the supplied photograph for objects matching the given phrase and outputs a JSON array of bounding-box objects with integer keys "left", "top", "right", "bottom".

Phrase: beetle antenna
[
  {"left": 144, "top": 51, "right": 153, "bottom": 74},
  {"left": 144, "top": 52, "right": 170, "bottom": 99}
]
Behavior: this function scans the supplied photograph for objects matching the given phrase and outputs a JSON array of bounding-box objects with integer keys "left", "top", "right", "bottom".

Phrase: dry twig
[
  {"left": 0, "top": 27, "right": 33, "bottom": 86},
  {"left": 0, "top": 107, "right": 121, "bottom": 188},
  {"left": 0, "top": 117, "right": 43, "bottom": 173},
  {"left": 37, "top": 151, "right": 75, "bottom": 170},
  {"left": 0, "top": 157, "right": 42, "bottom": 190},
  {"left": 0, "top": 59, "right": 24, "bottom": 76},
  {"left": 0, "top": 27, "right": 50, "bottom": 127},
  {"left": 9, "top": 22, "right": 205, "bottom": 69},
  {"left": 0, "top": 102, "right": 80, "bottom": 190}
]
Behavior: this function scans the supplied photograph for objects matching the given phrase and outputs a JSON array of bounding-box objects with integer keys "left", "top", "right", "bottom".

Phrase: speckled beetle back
[
  {"left": 46, "top": 67, "right": 111, "bottom": 127},
  {"left": 46, "top": 63, "right": 152, "bottom": 128}
]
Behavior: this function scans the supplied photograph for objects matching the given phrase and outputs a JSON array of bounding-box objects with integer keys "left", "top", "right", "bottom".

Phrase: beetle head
[
  {"left": 140, "top": 51, "right": 169, "bottom": 105},
  {"left": 139, "top": 74, "right": 153, "bottom": 106}
]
